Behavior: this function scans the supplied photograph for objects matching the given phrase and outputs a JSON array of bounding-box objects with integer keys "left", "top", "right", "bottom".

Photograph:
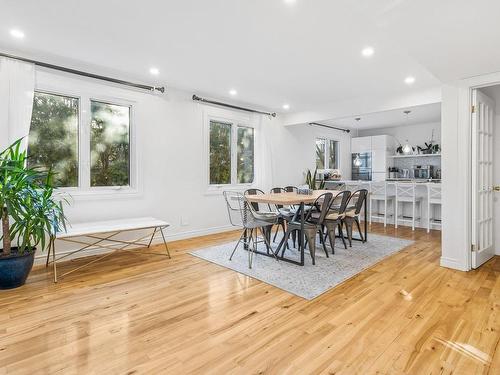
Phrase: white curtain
[{"left": 0, "top": 57, "right": 35, "bottom": 151}]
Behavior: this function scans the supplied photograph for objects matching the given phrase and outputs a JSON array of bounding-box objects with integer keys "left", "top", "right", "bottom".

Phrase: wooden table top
[{"left": 245, "top": 190, "right": 339, "bottom": 205}]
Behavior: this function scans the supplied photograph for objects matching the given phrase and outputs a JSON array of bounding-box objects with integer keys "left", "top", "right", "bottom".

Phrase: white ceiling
[
  {"left": 321, "top": 102, "right": 441, "bottom": 130},
  {"left": 0, "top": 0, "right": 499, "bottom": 113}
]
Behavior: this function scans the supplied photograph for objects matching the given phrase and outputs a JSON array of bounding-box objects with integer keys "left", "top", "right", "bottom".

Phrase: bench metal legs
[{"left": 46, "top": 226, "right": 170, "bottom": 283}]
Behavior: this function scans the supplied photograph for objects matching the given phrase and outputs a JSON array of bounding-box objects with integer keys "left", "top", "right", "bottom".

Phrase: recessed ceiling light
[
  {"left": 404, "top": 76, "right": 415, "bottom": 85},
  {"left": 149, "top": 67, "right": 159, "bottom": 75},
  {"left": 284, "top": 0, "right": 297, "bottom": 4},
  {"left": 361, "top": 47, "right": 374, "bottom": 57},
  {"left": 10, "top": 29, "right": 25, "bottom": 39},
  {"left": 282, "top": 104, "right": 290, "bottom": 110},
  {"left": 229, "top": 89, "right": 237, "bottom": 96}
]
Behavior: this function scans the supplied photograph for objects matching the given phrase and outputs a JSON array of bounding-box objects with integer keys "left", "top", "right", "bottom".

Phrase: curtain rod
[
  {"left": 192, "top": 95, "right": 276, "bottom": 117},
  {"left": 0, "top": 52, "right": 165, "bottom": 93},
  {"left": 309, "top": 122, "right": 350, "bottom": 133}
]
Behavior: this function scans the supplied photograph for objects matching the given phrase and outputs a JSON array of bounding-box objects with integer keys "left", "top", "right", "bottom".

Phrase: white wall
[
  {"left": 441, "top": 72, "right": 500, "bottom": 271},
  {"left": 358, "top": 122, "right": 441, "bottom": 148},
  {"left": 23, "top": 69, "right": 351, "bottom": 261}
]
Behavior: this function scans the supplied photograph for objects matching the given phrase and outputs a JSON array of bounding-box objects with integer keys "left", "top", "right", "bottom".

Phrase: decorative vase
[{"left": 0, "top": 248, "right": 35, "bottom": 289}]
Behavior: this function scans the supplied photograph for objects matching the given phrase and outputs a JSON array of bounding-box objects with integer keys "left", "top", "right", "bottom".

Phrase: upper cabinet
[
  {"left": 351, "top": 136, "right": 372, "bottom": 153},
  {"left": 371, "top": 135, "right": 390, "bottom": 151},
  {"left": 352, "top": 135, "right": 396, "bottom": 153}
]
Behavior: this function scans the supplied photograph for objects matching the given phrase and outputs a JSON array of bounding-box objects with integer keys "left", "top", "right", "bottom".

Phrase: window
[
  {"left": 90, "top": 101, "right": 131, "bottom": 187},
  {"left": 209, "top": 119, "right": 254, "bottom": 185},
  {"left": 237, "top": 126, "right": 254, "bottom": 183},
  {"left": 209, "top": 121, "right": 232, "bottom": 185},
  {"left": 28, "top": 92, "right": 79, "bottom": 187},
  {"left": 315, "top": 138, "right": 339, "bottom": 169},
  {"left": 27, "top": 90, "right": 134, "bottom": 193}
]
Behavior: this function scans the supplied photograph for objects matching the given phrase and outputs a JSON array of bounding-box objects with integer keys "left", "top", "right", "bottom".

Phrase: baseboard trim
[
  {"left": 33, "top": 224, "right": 235, "bottom": 265},
  {"left": 440, "top": 256, "right": 469, "bottom": 271}
]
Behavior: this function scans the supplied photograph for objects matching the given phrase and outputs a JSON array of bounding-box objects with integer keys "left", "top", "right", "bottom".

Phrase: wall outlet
[{"left": 180, "top": 216, "right": 189, "bottom": 226}]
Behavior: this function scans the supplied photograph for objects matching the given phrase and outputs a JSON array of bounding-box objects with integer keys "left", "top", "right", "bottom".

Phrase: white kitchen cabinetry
[
  {"left": 351, "top": 135, "right": 395, "bottom": 179},
  {"left": 351, "top": 136, "right": 372, "bottom": 153}
]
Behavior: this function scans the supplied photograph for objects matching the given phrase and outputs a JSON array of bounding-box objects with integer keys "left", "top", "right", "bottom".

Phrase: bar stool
[
  {"left": 395, "top": 182, "right": 422, "bottom": 231},
  {"left": 369, "top": 181, "right": 395, "bottom": 227},
  {"left": 427, "top": 183, "right": 442, "bottom": 233}
]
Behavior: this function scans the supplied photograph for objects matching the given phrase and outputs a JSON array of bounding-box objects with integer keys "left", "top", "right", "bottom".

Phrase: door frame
[{"left": 453, "top": 72, "right": 500, "bottom": 271}]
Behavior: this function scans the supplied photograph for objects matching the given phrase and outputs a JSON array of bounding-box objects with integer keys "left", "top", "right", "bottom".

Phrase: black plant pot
[{"left": 0, "top": 248, "right": 35, "bottom": 289}]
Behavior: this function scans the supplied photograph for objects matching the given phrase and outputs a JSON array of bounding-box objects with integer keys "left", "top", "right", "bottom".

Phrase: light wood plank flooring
[{"left": 0, "top": 224, "right": 498, "bottom": 374}]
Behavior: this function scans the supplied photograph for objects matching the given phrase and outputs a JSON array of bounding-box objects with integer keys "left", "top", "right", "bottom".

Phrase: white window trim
[
  {"left": 32, "top": 86, "right": 140, "bottom": 200},
  {"left": 315, "top": 136, "right": 340, "bottom": 171},
  {"left": 202, "top": 106, "right": 258, "bottom": 195}
]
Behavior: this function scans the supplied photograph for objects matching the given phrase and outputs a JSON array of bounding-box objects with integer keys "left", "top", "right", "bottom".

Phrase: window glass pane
[
  {"left": 28, "top": 92, "right": 79, "bottom": 187},
  {"left": 329, "top": 140, "right": 338, "bottom": 169},
  {"left": 90, "top": 101, "right": 130, "bottom": 187},
  {"left": 315, "top": 138, "right": 326, "bottom": 169},
  {"left": 209, "top": 120, "right": 232, "bottom": 184},
  {"left": 237, "top": 126, "right": 254, "bottom": 183}
]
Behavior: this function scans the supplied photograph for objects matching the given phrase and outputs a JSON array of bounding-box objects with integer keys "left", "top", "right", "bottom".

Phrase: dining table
[{"left": 245, "top": 189, "right": 368, "bottom": 266}]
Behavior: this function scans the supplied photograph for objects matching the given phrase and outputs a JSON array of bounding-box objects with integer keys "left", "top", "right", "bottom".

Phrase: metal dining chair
[
  {"left": 281, "top": 192, "right": 334, "bottom": 265},
  {"left": 223, "top": 191, "right": 278, "bottom": 269},
  {"left": 323, "top": 190, "right": 351, "bottom": 253},
  {"left": 342, "top": 189, "right": 368, "bottom": 246},
  {"left": 269, "top": 187, "right": 291, "bottom": 242}
]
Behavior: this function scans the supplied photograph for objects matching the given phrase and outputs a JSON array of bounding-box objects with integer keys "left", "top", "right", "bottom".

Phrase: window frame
[
  {"left": 315, "top": 137, "right": 340, "bottom": 171},
  {"left": 203, "top": 107, "right": 257, "bottom": 194},
  {"left": 31, "top": 87, "right": 138, "bottom": 199}
]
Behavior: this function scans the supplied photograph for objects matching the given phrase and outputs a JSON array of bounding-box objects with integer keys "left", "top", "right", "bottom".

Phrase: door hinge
[
  {"left": 471, "top": 244, "right": 476, "bottom": 252},
  {"left": 471, "top": 105, "right": 476, "bottom": 113}
]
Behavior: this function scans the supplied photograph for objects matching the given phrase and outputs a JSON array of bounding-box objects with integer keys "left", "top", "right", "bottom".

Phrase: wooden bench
[{"left": 46, "top": 217, "right": 170, "bottom": 282}]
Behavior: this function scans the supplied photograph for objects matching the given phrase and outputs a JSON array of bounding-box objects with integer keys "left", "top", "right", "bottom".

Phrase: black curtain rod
[
  {"left": 0, "top": 52, "right": 165, "bottom": 93},
  {"left": 309, "top": 122, "right": 350, "bottom": 133},
  {"left": 192, "top": 95, "right": 276, "bottom": 117}
]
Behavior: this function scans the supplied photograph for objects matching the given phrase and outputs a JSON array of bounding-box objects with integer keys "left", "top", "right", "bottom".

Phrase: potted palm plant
[{"left": 0, "top": 139, "right": 67, "bottom": 289}]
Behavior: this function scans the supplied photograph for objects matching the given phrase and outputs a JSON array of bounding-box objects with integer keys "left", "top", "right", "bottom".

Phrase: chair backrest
[
  {"left": 331, "top": 190, "right": 351, "bottom": 215},
  {"left": 223, "top": 191, "right": 246, "bottom": 227},
  {"left": 396, "top": 182, "right": 416, "bottom": 200},
  {"left": 346, "top": 189, "right": 368, "bottom": 216},
  {"left": 305, "top": 192, "right": 334, "bottom": 225},
  {"left": 223, "top": 191, "right": 260, "bottom": 229},
  {"left": 428, "top": 183, "right": 441, "bottom": 201},
  {"left": 284, "top": 186, "right": 298, "bottom": 193},
  {"left": 270, "top": 187, "right": 285, "bottom": 209},
  {"left": 370, "top": 181, "right": 387, "bottom": 196},
  {"left": 244, "top": 188, "right": 266, "bottom": 211}
]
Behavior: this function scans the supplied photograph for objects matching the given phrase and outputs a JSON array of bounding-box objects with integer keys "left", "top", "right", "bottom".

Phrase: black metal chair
[
  {"left": 342, "top": 189, "right": 368, "bottom": 246},
  {"left": 280, "top": 192, "right": 334, "bottom": 265},
  {"left": 269, "top": 187, "right": 291, "bottom": 242},
  {"left": 323, "top": 190, "right": 351, "bottom": 253},
  {"left": 223, "top": 191, "right": 278, "bottom": 269}
]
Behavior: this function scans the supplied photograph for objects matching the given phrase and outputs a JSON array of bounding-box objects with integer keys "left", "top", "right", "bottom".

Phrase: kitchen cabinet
[
  {"left": 371, "top": 135, "right": 390, "bottom": 151},
  {"left": 372, "top": 149, "right": 387, "bottom": 173},
  {"left": 351, "top": 136, "right": 372, "bottom": 153}
]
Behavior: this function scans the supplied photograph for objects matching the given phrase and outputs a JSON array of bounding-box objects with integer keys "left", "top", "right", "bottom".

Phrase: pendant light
[
  {"left": 401, "top": 110, "right": 413, "bottom": 155},
  {"left": 353, "top": 117, "right": 363, "bottom": 166}
]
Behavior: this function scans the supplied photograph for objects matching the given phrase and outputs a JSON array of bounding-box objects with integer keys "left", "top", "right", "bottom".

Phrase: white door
[{"left": 471, "top": 89, "right": 495, "bottom": 268}]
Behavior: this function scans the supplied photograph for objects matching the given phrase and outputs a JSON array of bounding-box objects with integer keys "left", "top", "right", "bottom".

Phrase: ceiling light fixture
[
  {"left": 149, "top": 67, "right": 159, "bottom": 75},
  {"left": 283, "top": 0, "right": 297, "bottom": 4},
  {"left": 229, "top": 89, "right": 237, "bottom": 96},
  {"left": 10, "top": 29, "right": 25, "bottom": 39},
  {"left": 282, "top": 104, "right": 290, "bottom": 110},
  {"left": 404, "top": 76, "right": 415, "bottom": 85},
  {"left": 361, "top": 47, "right": 374, "bottom": 57},
  {"left": 402, "top": 110, "right": 413, "bottom": 155}
]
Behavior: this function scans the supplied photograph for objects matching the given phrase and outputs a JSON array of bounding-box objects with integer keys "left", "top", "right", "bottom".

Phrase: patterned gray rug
[{"left": 190, "top": 233, "right": 414, "bottom": 300}]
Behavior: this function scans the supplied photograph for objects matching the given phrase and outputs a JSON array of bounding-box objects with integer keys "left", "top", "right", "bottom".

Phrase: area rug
[{"left": 190, "top": 234, "right": 414, "bottom": 300}]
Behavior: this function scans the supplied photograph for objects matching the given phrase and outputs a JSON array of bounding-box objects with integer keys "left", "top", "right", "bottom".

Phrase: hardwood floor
[{"left": 0, "top": 224, "right": 498, "bottom": 374}]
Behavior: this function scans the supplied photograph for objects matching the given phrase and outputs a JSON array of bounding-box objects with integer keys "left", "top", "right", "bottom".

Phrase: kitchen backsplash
[{"left": 393, "top": 156, "right": 441, "bottom": 171}]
